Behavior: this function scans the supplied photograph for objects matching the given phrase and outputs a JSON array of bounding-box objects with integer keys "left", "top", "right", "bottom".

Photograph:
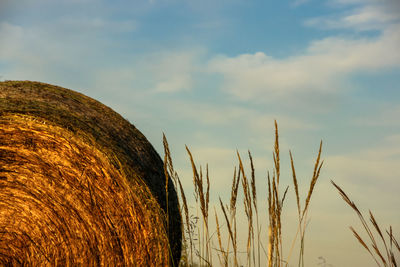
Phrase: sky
[{"left": 1, "top": 0, "right": 400, "bottom": 266}]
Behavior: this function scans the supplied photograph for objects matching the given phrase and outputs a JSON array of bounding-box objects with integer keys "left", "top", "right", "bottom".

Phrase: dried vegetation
[
  {"left": 163, "top": 121, "right": 398, "bottom": 267},
  {"left": 0, "top": 81, "right": 181, "bottom": 266}
]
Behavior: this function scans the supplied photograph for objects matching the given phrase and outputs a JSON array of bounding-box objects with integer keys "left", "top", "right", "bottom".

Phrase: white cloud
[
  {"left": 206, "top": 0, "right": 400, "bottom": 104},
  {"left": 0, "top": 19, "right": 200, "bottom": 94},
  {"left": 83, "top": 49, "right": 203, "bottom": 98},
  {"left": 305, "top": 5, "right": 400, "bottom": 30},
  {"left": 0, "top": 21, "right": 102, "bottom": 83},
  {"left": 208, "top": 24, "right": 400, "bottom": 103},
  {"left": 144, "top": 50, "right": 203, "bottom": 93},
  {"left": 0, "top": 23, "right": 25, "bottom": 61},
  {"left": 331, "top": 0, "right": 400, "bottom": 10},
  {"left": 154, "top": 73, "right": 192, "bottom": 93},
  {"left": 165, "top": 101, "right": 317, "bottom": 132},
  {"left": 0, "top": 22, "right": 65, "bottom": 80}
]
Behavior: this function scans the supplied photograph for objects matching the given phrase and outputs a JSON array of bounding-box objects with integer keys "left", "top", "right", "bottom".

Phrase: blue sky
[{"left": 1, "top": 0, "right": 400, "bottom": 266}]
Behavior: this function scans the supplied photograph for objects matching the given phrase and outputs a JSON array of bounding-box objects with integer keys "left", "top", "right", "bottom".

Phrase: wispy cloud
[
  {"left": 93, "top": 49, "right": 204, "bottom": 94},
  {"left": 207, "top": 0, "right": 400, "bottom": 104},
  {"left": 208, "top": 28, "right": 400, "bottom": 102},
  {"left": 0, "top": 17, "right": 201, "bottom": 95},
  {"left": 167, "top": 102, "right": 317, "bottom": 131},
  {"left": 148, "top": 50, "right": 202, "bottom": 93},
  {"left": 305, "top": 4, "right": 400, "bottom": 30},
  {"left": 0, "top": 21, "right": 105, "bottom": 84},
  {"left": 58, "top": 17, "right": 137, "bottom": 33},
  {"left": 0, "top": 23, "right": 26, "bottom": 62}
]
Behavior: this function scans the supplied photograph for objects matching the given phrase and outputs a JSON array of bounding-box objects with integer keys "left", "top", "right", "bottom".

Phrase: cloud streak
[
  {"left": 207, "top": 0, "right": 400, "bottom": 104},
  {"left": 58, "top": 17, "right": 137, "bottom": 33},
  {"left": 305, "top": 2, "right": 400, "bottom": 30},
  {"left": 208, "top": 27, "right": 400, "bottom": 102}
]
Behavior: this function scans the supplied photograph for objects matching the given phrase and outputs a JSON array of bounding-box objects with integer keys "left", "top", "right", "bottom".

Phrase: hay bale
[{"left": 0, "top": 81, "right": 181, "bottom": 266}]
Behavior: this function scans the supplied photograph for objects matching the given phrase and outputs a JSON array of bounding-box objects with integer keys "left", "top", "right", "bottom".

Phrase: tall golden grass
[
  {"left": 164, "top": 121, "right": 325, "bottom": 266},
  {"left": 332, "top": 181, "right": 399, "bottom": 267},
  {"left": 163, "top": 121, "right": 399, "bottom": 267}
]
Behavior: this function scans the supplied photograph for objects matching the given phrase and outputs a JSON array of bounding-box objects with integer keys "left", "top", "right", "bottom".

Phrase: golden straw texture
[{"left": 0, "top": 81, "right": 181, "bottom": 266}]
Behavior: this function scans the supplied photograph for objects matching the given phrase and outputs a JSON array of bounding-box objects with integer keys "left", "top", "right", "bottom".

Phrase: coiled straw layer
[{"left": 0, "top": 81, "right": 181, "bottom": 266}]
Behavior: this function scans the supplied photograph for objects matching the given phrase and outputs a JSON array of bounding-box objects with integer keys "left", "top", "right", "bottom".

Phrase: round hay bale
[{"left": 0, "top": 81, "right": 181, "bottom": 266}]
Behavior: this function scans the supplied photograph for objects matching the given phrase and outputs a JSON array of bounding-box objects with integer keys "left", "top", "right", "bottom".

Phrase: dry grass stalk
[
  {"left": 173, "top": 121, "right": 325, "bottom": 267},
  {"left": 237, "top": 151, "right": 255, "bottom": 267},
  {"left": 289, "top": 151, "right": 301, "bottom": 219},
  {"left": 249, "top": 151, "right": 261, "bottom": 267},
  {"left": 163, "top": 133, "right": 182, "bottom": 253},
  {"left": 302, "top": 141, "right": 323, "bottom": 219},
  {"left": 220, "top": 198, "right": 238, "bottom": 266},
  {"left": 332, "top": 181, "right": 399, "bottom": 267},
  {"left": 163, "top": 135, "right": 193, "bottom": 266},
  {"left": 267, "top": 172, "right": 276, "bottom": 267},
  {"left": 350, "top": 226, "right": 373, "bottom": 253},
  {"left": 163, "top": 134, "right": 178, "bottom": 185},
  {"left": 267, "top": 121, "right": 292, "bottom": 267},
  {"left": 226, "top": 167, "right": 241, "bottom": 262},
  {"left": 173, "top": 120, "right": 328, "bottom": 267},
  {"left": 0, "top": 81, "right": 182, "bottom": 265},
  {"left": 284, "top": 140, "right": 323, "bottom": 267},
  {"left": 298, "top": 141, "right": 323, "bottom": 267},
  {"left": 229, "top": 166, "right": 240, "bottom": 266},
  {"left": 164, "top": 148, "right": 171, "bottom": 243},
  {"left": 214, "top": 208, "right": 227, "bottom": 267},
  {"left": 177, "top": 177, "right": 193, "bottom": 266},
  {"left": 273, "top": 120, "right": 280, "bottom": 185},
  {"left": 186, "top": 146, "right": 212, "bottom": 266},
  {"left": 370, "top": 211, "right": 391, "bottom": 264},
  {"left": 170, "top": 118, "right": 397, "bottom": 267},
  {"left": 387, "top": 227, "right": 400, "bottom": 253},
  {"left": 230, "top": 167, "right": 241, "bottom": 216},
  {"left": 268, "top": 225, "right": 273, "bottom": 267}
]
